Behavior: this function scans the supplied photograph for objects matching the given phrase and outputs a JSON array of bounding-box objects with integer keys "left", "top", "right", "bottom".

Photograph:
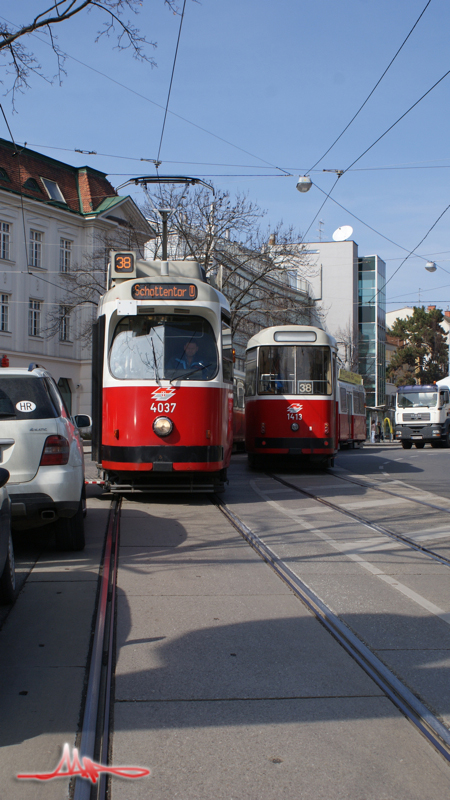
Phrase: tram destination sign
[{"left": 131, "top": 283, "right": 198, "bottom": 301}]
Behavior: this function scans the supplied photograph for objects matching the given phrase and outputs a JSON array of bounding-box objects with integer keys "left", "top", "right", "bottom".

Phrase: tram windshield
[
  {"left": 397, "top": 391, "right": 437, "bottom": 408},
  {"left": 109, "top": 314, "right": 218, "bottom": 381},
  {"left": 256, "top": 345, "right": 332, "bottom": 395}
]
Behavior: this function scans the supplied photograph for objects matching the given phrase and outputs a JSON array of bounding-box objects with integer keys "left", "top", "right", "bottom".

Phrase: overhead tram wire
[
  {"left": 301, "top": 64, "right": 450, "bottom": 245},
  {"left": 312, "top": 181, "right": 432, "bottom": 263},
  {"left": 307, "top": 0, "right": 433, "bottom": 172},
  {"left": 368, "top": 198, "right": 450, "bottom": 306},
  {"left": 156, "top": 0, "right": 187, "bottom": 166},
  {"left": 344, "top": 67, "right": 450, "bottom": 174}
]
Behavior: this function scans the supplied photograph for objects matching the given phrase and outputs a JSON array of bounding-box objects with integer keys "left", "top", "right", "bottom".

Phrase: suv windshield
[
  {"left": 0, "top": 376, "right": 59, "bottom": 419},
  {"left": 397, "top": 391, "right": 438, "bottom": 408},
  {"left": 109, "top": 314, "right": 218, "bottom": 381}
]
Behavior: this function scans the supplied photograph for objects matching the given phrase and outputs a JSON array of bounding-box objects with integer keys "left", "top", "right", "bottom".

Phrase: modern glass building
[{"left": 358, "top": 255, "right": 386, "bottom": 409}]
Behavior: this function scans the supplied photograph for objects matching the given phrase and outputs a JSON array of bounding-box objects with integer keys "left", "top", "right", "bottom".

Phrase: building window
[
  {"left": 29, "top": 230, "right": 43, "bottom": 268},
  {"left": 23, "top": 177, "right": 42, "bottom": 193},
  {"left": 28, "top": 299, "right": 41, "bottom": 337},
  {"left": 59, "top": 306, "right": 71, "bottom": 341},
  {"left": 0, "top": 222, "right": 10, "bottom": 260},
  {"left": 0, "top": 294, "right": 9, "bottom": 331},
  {"left": 60, "top": 239, "right": 72, "bottom": 273},
  {"left": 41, "top": 178, "right": 66, "bottom": 203}
]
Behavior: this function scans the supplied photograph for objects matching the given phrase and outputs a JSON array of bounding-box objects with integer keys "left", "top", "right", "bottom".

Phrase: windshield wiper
[
  {"left": 170, "top": 363, "right": 211, "bottom": 384},
  {"left": 150, "top": 337, "right": 161, "bottom": 385}
]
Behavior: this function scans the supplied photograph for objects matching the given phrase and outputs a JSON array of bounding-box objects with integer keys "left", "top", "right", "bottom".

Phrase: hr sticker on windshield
[{"left": 16, "top": 401, "right": 36, "bottom": 413}]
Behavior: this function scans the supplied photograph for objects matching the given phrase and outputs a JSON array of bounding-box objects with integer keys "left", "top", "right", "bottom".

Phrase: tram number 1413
[{"left": 151, "top": 402, "right": 177, "bottom": 413}]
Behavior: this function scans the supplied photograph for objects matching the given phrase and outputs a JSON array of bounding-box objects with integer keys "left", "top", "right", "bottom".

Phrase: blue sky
[{"left": 2, "top": 0, "right": 450, "bottom": 311}]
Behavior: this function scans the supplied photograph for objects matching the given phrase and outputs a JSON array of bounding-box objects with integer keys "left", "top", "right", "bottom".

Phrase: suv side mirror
[{"left": 74, "top": 414, "right": 92, "bottom": 429}]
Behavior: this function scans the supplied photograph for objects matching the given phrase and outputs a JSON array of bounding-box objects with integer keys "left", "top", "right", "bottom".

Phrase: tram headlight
[
  {"left": 153, "top": 416, "right": 173, "bottom": 437},
  {"left": 291, "top": 422, "right": 299, "bottom": 431}
]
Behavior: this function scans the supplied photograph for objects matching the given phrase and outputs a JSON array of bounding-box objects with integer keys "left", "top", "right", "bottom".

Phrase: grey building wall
[{"left": 304, "top": 240, "right": 359, "bottom": 366}]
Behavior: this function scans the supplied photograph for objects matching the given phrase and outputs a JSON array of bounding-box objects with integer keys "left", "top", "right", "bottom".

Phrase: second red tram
[
  {"left": 245, "top": 325, "right": 338, "bottom": 468},
  {"left": 92, "top": 252, "right": 234, "bottom": 492}
]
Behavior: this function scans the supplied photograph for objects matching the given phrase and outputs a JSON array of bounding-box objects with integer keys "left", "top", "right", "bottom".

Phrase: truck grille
[{"left": 402, "top": 412, "right": 430, "bottom": 421}]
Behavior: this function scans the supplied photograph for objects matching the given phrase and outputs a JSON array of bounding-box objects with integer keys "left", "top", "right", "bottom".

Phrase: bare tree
[
  {"left": 0, "top": 0, "right": 176, "bottom": 102},
  {"left": 335, "top": 322, "right": 360, "bottom": 372},
  {"left": 143, "top": 185, "right": 322, "bottom": 342}
]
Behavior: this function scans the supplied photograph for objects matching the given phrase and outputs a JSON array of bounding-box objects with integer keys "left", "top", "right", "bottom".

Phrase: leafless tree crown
[
  {"left": 0, "top": 1, "right": 177, "bottom": 102},
  {"left": 143, "top": 185, "right": 322, "bottom": 341}
]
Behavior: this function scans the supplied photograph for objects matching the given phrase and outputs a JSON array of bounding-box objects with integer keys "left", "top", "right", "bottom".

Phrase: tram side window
[
  {"left": 245, "top": 348, "right": 257, "bottom": 396},
  {"left": 340, "top": 387, "right": 347, "bottom": 412},
  {"left": 109, "top": 314, "right": 218, "bottom": 381},
  {"left": 354, "top": 391, "right": 364, "bottom": 415},
  {"left": 222, "top": 318, "right": 233, "bottom": 383}
]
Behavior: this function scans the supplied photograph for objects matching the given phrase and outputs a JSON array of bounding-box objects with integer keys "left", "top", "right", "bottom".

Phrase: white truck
[{"left": 394, "top": 382, "right": 450, "bottom": 449}]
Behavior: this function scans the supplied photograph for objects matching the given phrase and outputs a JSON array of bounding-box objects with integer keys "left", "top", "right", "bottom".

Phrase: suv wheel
[
  {"left": 0, "top": 532, "right": 16, "bottom": 604},
  {"left": 54, "top": 498, "right": 85, "bottom": 552}
]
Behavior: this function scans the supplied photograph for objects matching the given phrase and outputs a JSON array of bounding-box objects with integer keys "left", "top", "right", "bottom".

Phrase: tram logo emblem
[
  {"left": 287, "top": 403, "right": 303, "bottom": 414},
  {"left": 151, "top": 386, "right": 177, "bottom": 401}
]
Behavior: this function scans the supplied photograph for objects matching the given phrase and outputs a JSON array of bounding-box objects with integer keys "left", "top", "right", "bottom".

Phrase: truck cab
[{"left": 394, "top": 384, "right": 450, "bottom": 449}]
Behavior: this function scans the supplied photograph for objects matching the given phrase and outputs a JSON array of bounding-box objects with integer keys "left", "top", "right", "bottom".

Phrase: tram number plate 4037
[{"left": 151, "top": 402, "right": 177, "bottom": 413}]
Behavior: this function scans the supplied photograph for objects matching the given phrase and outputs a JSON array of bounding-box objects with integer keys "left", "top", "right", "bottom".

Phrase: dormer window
[
  {"left": 23, "top": 178, "right": 42, "bottom": 192},
  {"left": 0, "top": 168, "right": 10, "bottom": 182},
  {"left": 41, "top": 177, "right": 65, "bottom": 203}
]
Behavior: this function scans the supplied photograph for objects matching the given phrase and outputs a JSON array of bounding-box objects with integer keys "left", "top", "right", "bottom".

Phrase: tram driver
[{"left": 167, "top": 340, "right": 210, "bottom": 378}]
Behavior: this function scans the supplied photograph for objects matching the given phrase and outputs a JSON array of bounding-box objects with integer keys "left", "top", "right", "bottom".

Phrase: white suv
[{"left": 0, "top": 366, "right": 91, "bottom": 551}]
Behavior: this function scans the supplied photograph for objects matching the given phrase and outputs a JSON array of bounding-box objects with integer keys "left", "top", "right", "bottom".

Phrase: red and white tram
[
  {"left": 244, "top": 325, "right": 338, "bottom": 468},
  {"left": 337, "top": 369, "right": 366, "bottom": 448},
  {"left": 92, "top": 252, "right": 234, "bottom": 492}
]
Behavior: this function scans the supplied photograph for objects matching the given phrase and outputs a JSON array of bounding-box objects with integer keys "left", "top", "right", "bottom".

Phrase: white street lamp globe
[
  {"left": 425, "top": 261, "right": 437, "bottom": 272},
  {"left": 296, "top": 175, "right": 312, "bottom": 193}
]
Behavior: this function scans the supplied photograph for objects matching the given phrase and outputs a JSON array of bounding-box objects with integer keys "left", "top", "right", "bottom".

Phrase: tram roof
[{"left": 246, "top": 325, "right": 336, "bottom": 349}]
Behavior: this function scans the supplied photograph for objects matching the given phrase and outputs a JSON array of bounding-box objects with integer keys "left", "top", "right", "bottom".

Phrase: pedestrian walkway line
[{"left": 250, "top": 480, "right": 450, "bottom": 628}]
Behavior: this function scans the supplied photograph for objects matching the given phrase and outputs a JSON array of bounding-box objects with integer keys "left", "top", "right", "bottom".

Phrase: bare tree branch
[
  {"left": 0, "top": 1, "right": 175, "bottom": 103},
  {"left": 143, "top": 185, "right": 322, "bottom": 345}
]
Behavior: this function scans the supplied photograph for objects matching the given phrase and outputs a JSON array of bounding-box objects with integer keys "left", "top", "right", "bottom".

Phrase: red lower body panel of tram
[
  {"left": 100, "top": 385, "right": 233, "bottom": 486},
  {"left": 245, "top": 397, "right": 337, "bottom": 459}
]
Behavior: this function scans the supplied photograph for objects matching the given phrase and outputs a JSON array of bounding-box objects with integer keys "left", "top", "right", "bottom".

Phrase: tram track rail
[
  {"left": 330, "top": 469, "right": 450, "bottom": 516},
  {"left": 215, "top": 495, "right": 450, "bottom": 765},
  {"left": 268, "top": 472, "right": 450, "bottom": 569},
  {"left": 73, "top": 496, "right": 121, "bottom": 800}
]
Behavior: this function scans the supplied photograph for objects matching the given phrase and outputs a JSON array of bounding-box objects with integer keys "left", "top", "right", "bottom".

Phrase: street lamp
[
  {"left": 425, "top": 261, "right": 437, "bottom": 272},
  {"left": 296, "top": 175, "right": 312, "bottom": 193}
]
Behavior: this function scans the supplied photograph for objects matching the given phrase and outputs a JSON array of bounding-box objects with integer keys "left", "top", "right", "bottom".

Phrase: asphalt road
[{"left": 335, "top": 442, "right": 450, "bottom": 498}]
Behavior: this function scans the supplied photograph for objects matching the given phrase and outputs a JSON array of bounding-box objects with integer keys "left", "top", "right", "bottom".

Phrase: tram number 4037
[{"left": 151, "top": 402, "right": 177, "bottom": 413}]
